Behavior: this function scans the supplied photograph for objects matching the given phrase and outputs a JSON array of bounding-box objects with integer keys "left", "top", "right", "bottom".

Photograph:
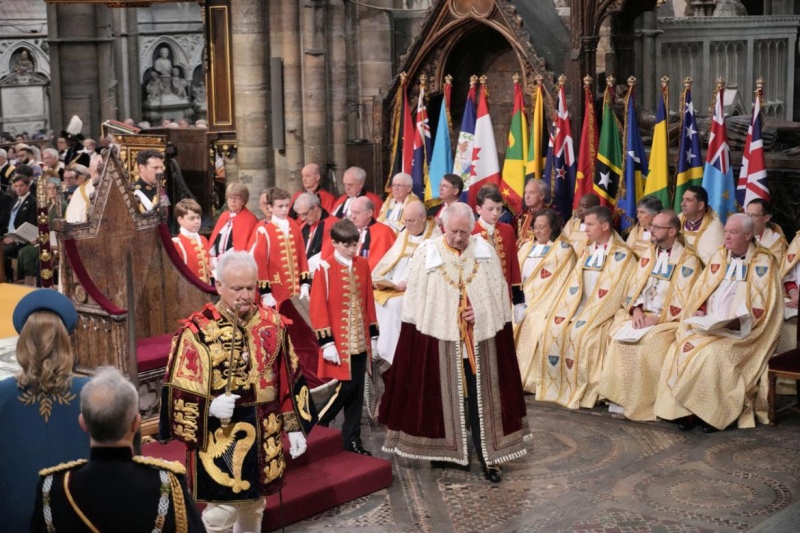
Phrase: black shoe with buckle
[
  {"left": 482, "top": 464, "right": 502, "bottom": 483},
  {"left": 677, "top": 416, "right": 696, "bottom": 432},
  {"left": 344, "top": 439, "right": 372, "bottom": 456}
]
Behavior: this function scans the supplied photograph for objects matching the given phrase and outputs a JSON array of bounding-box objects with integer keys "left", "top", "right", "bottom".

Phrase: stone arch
[
  {"left": 141, "top": 37, "right": 194, "bottom": 82},
  {"left": 0, "top": 42, "right": 50, "bottom": 83}
]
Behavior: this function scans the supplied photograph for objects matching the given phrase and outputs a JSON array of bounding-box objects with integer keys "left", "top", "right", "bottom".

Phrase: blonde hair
[{"left": 16, "top": 311, "right": 74, "bottom": 396}]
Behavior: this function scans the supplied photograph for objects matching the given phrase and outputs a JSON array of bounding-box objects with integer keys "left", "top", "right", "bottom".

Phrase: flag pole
[{"left": 619, "top": 76, "right": 636, "bottom": 212}]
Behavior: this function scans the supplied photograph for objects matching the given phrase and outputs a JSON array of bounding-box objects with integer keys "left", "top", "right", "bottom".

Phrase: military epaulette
[
  {"left": 39, "top": 459, "right": 87, "bottom": 477},
  {"left": 133, "top": 455, "right": 186, "bottom": 475}
]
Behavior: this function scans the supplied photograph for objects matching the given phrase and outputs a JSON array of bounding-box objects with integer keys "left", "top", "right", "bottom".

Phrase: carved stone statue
[
  {"left": 146, "top": 71, "right": 162, "bottom": 103},
  {"left": 170, "top": 67, "right": 188, "bottom": 100},
  {"left": 154, "top": 46, "right": 173, "bottom": 77},
  {"left": 714, "top": 0, "right": 748, "bottom": 17},
  {"left": 13, "top": 49, "right": 35, "bottom": 80}
]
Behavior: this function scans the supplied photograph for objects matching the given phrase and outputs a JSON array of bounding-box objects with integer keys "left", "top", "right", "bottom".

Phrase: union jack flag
[
  {"left": 411, "top": 84, "right": 432, "bottom": 199},
  {"left": 550, "top": 84, "right": 575, "bottom": 218},
  {"left": 736, "top": 85, "right": 769, "bottom": 207}
]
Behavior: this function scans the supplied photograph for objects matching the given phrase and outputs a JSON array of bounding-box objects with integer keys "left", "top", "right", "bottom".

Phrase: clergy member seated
[
  {"left": 537, "top": 205, "right": 636, "bottom": 408},
  {"left": 379, "top": 202, "right": 530, "bottom": 483},
  {"left": 514, "top": 208, "right": 576, "bottom": 394},
  {"left": 515, "top": 178, "right": 548, "bottom": 246},
  {"left": 472, "top": 185, "right": 525, "bottom": 314},
  {"left": 746, "top": 198, "right": 787, "bottom": 263},
  {"left": 562, "top": 193, "right": 600, "bottom": 256},
  {"left": 679, "top": 185, "right": 723, "bottom": 265},
  {"left": 209, "top": 182, "right": 259, "bottom": 258},
  {"left": 294, "top": 191, "right": 338, "bottom": 274},
  {"left": 290, "top": 162, "right": 335, "bottom": 218},
  {"left": 654, "top": 213, "right": 782, "bottom": 432},
  {"left": 599, "top": 211, "right": 701, "bottom": 421},
  {"left": 331, "top": 166, "right": 382, "bottom": 219},
  {"left": 372, "top": 200, "right": 441, "bottom": 365},
  {"left": 248, "top": 187, "right": 311, "bottom": 307},
  {"left": 349, "top": 196, "right": 396, "bottom": 270},
  {"left": 626, "top": 195, "right": 663, "bottom": 258},
  {"left": 377, "top": 172, "right": 419, "bottom": 233},
  {"left": 775, "top": 229, "right": 800, "bottom": 355},
  {"left": 426, "top": 173, "right": 463, "bottom": 220}
]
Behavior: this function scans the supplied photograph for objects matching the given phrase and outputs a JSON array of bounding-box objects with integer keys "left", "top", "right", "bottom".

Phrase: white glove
[
  {"left": 322, "top": 344, "right": 341, "bottom": 365},
  {"left": 288, "top": 431, "right": 307, "bottom": 459},
  {"left": 261, "top": 293, "right": 277, "bottom": 308},
  {"left": 371, "top": 338, "right": 378, "bottom": 355},
  {"left": 299, "top": 284, "right": 310, "bottom": 301},
  {"left": 513, "top": 303, "right": 527, "bottom": 323},
  {"left": 209, "top": 394, "right": 240, "bottom": 419}
]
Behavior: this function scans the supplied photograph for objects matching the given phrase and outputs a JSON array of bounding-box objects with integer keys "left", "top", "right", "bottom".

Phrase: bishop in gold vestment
[
  {"left": 599, "top": 212, "right": 701, "bottom": 421},
  {"left": 654, "top": 214, "right": 782, "bottom": 430},
  {"left": 537, "top": 206, "right": 636, "bottom": 408}
]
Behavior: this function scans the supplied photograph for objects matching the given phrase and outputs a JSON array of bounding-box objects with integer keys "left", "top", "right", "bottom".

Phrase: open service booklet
[
  {"left": 683, "top": 303, "right": 752, "bottom": 339},
  {"left": 3, "top": 222, "right": 38, "bottom": 244}
]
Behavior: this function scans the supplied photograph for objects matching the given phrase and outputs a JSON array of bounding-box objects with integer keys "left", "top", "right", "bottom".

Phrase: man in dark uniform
[
  {"left": 133, "top": 148, "right": 166, "bottom": 212},
  {"left": 61, "top": 115, "right": 91, "bottom": 169},
  {"left": 2, "top": 173, "right": 38, "bottom": 281},
  {"left": 295, "top": 191, "right": 338, "bottom": 273},
  {"left": 427, "top": 173, "right": 463, "bottom": 220},
  {"left": 0, "top": 148, "right": 14, "bottom": 191},
  {"left": 31, "top": 367, "right": 204, "bottom": 532}
]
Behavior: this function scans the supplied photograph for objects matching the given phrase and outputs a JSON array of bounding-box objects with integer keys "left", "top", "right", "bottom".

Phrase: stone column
[
  {"left": 301, "top": 1, "right": 329, "bottom": 184},
  {"left": 328, "top": 0, "right": 348, "bottom": 185},
  {"left": 47, "top": 3, "right": 117, "bottom": 139},
  {"left": 280, "top": 0, "right": 304, "bottom": 193},
  {"left": 230, "top": 0, "right": 271, "bottom": 213},
  {"left": 269, "top": 1, "right": 286, "bottom": 189},
  {"left": 111, "top": 7, "right": 141, "bottom": 122},
  {"left": 640, "top": 10, "right": 660, "bottom": 112}
]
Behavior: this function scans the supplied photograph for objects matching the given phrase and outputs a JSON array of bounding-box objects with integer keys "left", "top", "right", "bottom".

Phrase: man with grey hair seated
[
  {"left": 331, "top": 165, "right": 383, "bottom": 219},
  {"left": 160, "top": 250, "right": 316, "bottom": 532},
  {"left": 377, "top": 172, "right": 419, "bottom": 232},
  {"left": 295, "top": 191, "right": 338, "bottom": 273},
  {"left": 626, "top": 195, "right": 663, "bottom": 258},
  {"left": 655, "top": 213, "right": 783, "bottom": 432},
  {"left": 379, "top": 202, "right": 530, "bottom": 483},
  {"left": 32, "top": 367, "right": 204, "bottom": 532}
]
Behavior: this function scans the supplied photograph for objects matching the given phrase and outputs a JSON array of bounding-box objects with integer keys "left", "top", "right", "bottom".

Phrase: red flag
[
  {"left": 574, "top": 80, "right": 597, "bottom": 208},
  {"left": 467, "top": 83, "right": 501, "bottom": 208}
]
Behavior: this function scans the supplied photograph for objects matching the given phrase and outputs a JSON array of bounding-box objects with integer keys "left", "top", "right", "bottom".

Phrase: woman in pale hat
[{"left": 0, "top": 290, "right": 91, "bottom": 532}]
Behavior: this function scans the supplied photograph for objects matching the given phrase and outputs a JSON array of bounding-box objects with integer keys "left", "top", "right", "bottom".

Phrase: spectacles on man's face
[
  {"left": 392, "top": 183, "right": 411, "bottom": 189},
  {"left": 649, "top": 225, "right": 672, "bottom": 231}
]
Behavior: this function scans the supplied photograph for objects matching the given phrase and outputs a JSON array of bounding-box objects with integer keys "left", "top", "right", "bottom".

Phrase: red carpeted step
[
  {"left": 263, "top": 450, "right": 393, "bottom": 531},
  {"left": 142, "top": 425, "right": 393, "bottom": 531}
]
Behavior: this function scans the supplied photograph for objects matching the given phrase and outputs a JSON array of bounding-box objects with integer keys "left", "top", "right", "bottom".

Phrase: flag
[
  {"left": 736, "top": 84, "right": 769, "bottom": 206},
  {"left": 643, "top": 82, "right": 670, "bottom": 207},
  {"left": 594, "top": 84, "right": 623, "bottom": 209},
  {"left": 453, "top": 80, "right": 478, "bottom": 202},
  {"left": 410, "top": 82, "right": 432, "bottom": 200},
  {"left": 574, "top": 79, "right": 597, "bottom": 208},
  {"left": 387, "top": 75, "right": 414, "bottom": 189},
  {"left": 500, "top": 77, "right": 528, "bottom": 214},
  {"left": 619, "top": 84, "right": 649, "bottom": 232},
  {"left": 702, "top": 86, "right": 736, "bottom": 222},
  {"left": 550, "top": 83, "right": 576, "bottom": 218},
  {"left": 526, "top": 81, "right": 548, "bottom": 181},
  {"left": 466, "top": 83, "right": 501, "bottom": 207},
  {"left": 427, "top": 78, "right": 452, "bottom": 204},
  {"left": 673, "top": 82, "right": 703, "bottom": 210}
]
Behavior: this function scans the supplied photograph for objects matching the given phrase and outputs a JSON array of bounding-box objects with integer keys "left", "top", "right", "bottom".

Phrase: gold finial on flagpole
[
  {"left": 557, "top": 74, "right": 567, "bottom": 87},
  {"left": 628, "top": 76, "right": 637, "bottom": 87},
  {"left": 470, "top": 74, "right": 478, "bottom": 86},
  {"left": 445, "top": 74, "right": 453, "bottom": 85},
  {"left": 419, "top": 73, "right": 427, "bottom": 90},
  {"left": 606, "top": 75, "right": 615, "bottom": 89},
  {"left": 583, "top": 75, "right": 593, "bottom": 87},
  {"left": 479, "top": 74, "right": 488, "bottom": 85},
  {"left": 683, "top": 77, "right": 693, "bottom": 88},
  {"left": 660, "top": 76, "right": 669, "bottom": 89},
  {"left": 512, "top": 72, "right": 520, "bottom": 84}
]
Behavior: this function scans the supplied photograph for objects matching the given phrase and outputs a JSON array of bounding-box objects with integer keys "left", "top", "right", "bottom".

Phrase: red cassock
[
  {"left": 247, "top": 219, "right": 310, "bottom": 305},
  {"left": 472, "top": 221, "right": 522, "bottom": 300},
  {"left": 172, "top": 233, "right": 212, "bottom": 282},
  {"left": 209, "top": 208, "right": 259, "bottom": 254},
  {"left": 331, "top": 190, "right": 383, "bottom": 219},
  {"left": 359, "top": 220, "right": 397, "bottom": 270},
  {"left": 310, "top": 255, "right": 379, "bottom": 381},
  {"left": 291, "top": 188, "right": 336, "bottom": 214}
]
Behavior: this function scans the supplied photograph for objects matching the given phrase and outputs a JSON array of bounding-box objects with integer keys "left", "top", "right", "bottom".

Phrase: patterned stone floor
[
  {"left": 2, "top": 341, "right": 798, "bottom": 532},
  {"left": 287, "top": 398, "right": 800, "bottom": 533}
]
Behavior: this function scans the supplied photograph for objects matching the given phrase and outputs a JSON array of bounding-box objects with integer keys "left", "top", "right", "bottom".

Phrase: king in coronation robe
[
  {"left": 536, "top": 206, "right": 636, "bottom": 409},
  {"left": 599, "top": 212, "right": 702, "bottom": 421},
  {"left": 513, "top": 208, "right": 576, "bottom": 394},
  {"left": 654, "top": 214, "right": 782, "bottom": 430}
]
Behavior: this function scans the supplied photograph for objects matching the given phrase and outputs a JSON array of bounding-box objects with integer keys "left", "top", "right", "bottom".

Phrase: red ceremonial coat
[
  {"left": 472, "top": 220, "right": 522, "bottom": 300},
  {"left": 172, "top": 232, "right": 212, "bottom": 282},
  {"left": 310, "top": 254, "right": 379, "bottom": 381},
  {"left": 247, "top": 218, "right": 310, "bottom": 305},
  {"left": 209, "top": 208, "right": 259, "bottom": 254},
  {"left": 331, "top": 190, "right": 383, "bottom": 219},
  {"left": 291, "top": 187, "right": 336, "bottom": 215},
  {"left": 359, "top": 220, "right": 397, "bottom": 270}
]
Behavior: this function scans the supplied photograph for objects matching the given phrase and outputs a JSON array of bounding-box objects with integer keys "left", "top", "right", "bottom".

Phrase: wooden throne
[{"left": 56, "top": 146, "right": 216, "bottom": 434}]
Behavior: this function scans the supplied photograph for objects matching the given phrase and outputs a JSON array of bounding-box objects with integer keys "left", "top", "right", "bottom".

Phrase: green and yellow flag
[
  {"left": 644, "top": 81, "right": 671, "bottom": 207},
  {"left": 501, "top": 75, "right": 528, "bottom": 214}
]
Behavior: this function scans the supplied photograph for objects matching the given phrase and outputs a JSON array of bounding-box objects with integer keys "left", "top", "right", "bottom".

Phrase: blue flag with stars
[{"left": 673, "top": 84, "right": 703, "bottom": 211}]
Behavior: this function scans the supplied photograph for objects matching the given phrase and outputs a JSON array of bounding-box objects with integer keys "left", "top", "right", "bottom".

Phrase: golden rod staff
[{"left": 221, "top": 299, "right": 242, "bottom": 428}]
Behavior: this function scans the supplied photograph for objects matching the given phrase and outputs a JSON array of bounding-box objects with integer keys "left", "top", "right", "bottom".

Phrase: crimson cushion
[{"left": 137, "top": 333, "right": 174, "bottom": 372}]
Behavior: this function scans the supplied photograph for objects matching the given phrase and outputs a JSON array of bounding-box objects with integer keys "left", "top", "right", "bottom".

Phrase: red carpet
[{"left": 143, "top": 426, "right": 393, "bottom": 531}]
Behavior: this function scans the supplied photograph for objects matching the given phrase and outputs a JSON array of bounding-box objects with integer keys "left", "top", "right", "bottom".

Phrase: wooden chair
[{"left": 768, "top": 311, "right": 800, "bottom": 424}]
